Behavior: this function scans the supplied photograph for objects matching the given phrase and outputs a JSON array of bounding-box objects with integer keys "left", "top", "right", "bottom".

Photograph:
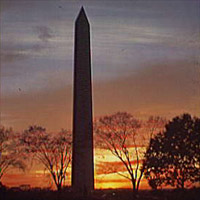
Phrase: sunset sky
[{"left": 1, "top": 0, "right": 200, "bottom": 189}]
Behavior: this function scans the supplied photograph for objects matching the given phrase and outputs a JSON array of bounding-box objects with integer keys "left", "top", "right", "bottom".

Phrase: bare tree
[
  {"left": 0, "top": 126, "right": 25, "bottom": 181},
  {"left": 95, "top": 112, "right": 167, "bottom": 194},
  {"left": 20, "top": 126, "right": 72, "bottom": 190},
  {"left": 95, "top": 112, "right": 142, "bottom": 193}
]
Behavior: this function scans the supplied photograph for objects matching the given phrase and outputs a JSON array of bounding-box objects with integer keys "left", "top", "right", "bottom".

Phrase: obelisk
[{"left": 72, "top": 7, "right": 94, "bottom": 194}]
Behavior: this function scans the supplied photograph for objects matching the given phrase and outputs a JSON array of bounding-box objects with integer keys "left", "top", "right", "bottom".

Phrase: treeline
[{"left": 0, "top": 112, "right": 199, "bottom": 193}]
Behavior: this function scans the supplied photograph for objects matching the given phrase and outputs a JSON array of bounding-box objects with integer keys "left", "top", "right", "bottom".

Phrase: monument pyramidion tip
[{"left": 76, "top": 6, "right": 89, "bottom": 24}]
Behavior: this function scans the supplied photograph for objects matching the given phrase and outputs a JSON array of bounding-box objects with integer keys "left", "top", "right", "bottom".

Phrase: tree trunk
[
  {"left": 136, "top": 170, "right": 144, "bottom": 191},
  {"left": 57, "top": 184, "right": 62, "bottom": 191},
  {"left": 181, "top": 179, "right": 185, "bottom": 190},
  {"left": 131, "top": 180, "right": 138, "bottom": 199}
]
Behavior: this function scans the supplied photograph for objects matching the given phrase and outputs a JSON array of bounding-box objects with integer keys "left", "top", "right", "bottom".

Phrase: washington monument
[{"left": 72, "top": 7, "right": 94, "bottom": 194}]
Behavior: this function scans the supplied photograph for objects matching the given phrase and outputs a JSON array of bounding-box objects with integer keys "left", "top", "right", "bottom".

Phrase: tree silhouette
[
  {"left": 20, "top": 126, "right": 72, "bottom": 190},
  {"left": 95, "top": 113, "right": 166, "bottom": 193},
  {"left": 0, "top": 126, "right": 25, "bottom": 181},
  {"left": 95, "top": 112, "right": 143, "bottom": 193},
  {"left": 144, "top": 114, "right": 200, "bottom": 189}
]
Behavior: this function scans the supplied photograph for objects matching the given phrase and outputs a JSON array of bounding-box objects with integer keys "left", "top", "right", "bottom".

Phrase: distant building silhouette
[{"left": 71, "top": 7, "right": 94, "bottom": 194}]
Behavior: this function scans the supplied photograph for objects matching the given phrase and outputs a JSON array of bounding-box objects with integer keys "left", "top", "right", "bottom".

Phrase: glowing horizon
[{"left": 2, "top": 147, "right": 148, "bottom": 190}]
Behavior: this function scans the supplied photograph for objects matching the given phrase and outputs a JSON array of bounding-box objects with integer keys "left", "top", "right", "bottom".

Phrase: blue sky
[{"left": 1, "top": 0, "right": 200, "bottom": 130}]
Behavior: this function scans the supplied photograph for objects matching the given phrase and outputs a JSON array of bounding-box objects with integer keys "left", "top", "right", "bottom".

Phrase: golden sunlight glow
[{"left": 3, "top": 147, "right": 150, "bottom": 189}]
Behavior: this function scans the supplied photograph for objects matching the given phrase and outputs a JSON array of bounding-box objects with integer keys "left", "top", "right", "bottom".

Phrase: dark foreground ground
[{"left": 0, "top": 186, "right": 199, "bottom": 200}]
